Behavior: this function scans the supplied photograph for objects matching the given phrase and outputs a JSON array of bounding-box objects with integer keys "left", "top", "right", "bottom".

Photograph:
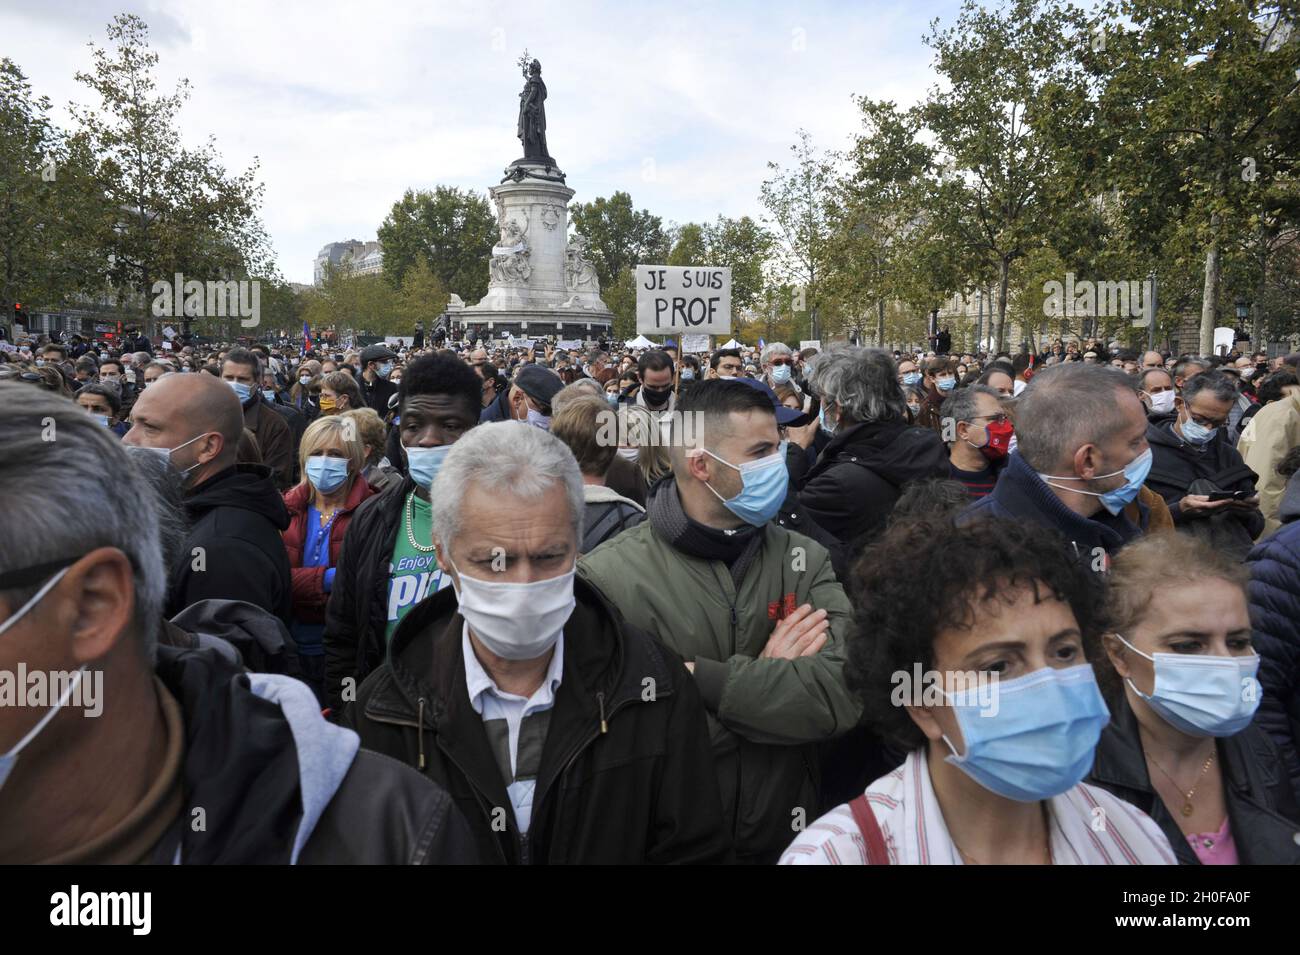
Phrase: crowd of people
[{"left": 3, "top": 325, "right": 1300, "bottom": 865}]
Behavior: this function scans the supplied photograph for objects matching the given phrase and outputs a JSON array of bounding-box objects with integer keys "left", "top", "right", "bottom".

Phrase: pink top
[{"left": 1186, "top": 817, "right": 1238, "bottom": 865}]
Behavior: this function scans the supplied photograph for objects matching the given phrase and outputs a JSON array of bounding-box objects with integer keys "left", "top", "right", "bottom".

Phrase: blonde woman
[
  {"left": 1087, "top": 533, "right": 1300, "bottom": 864},
  {"left": 624, "top": 404, "right": 671, "bottom": 487},
  {"left": 281, "top": 415, "right": 377, "bottom": 701}
]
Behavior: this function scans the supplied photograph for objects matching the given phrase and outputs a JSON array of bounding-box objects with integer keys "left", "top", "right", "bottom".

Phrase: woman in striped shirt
[{"left": 781, "top": 516, "right": 1176, "bottom": 865}]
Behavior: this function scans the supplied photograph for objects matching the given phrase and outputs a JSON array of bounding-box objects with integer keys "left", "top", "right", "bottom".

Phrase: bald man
[{"left": 125, "top": 372, "right": 293, "bottom": 626}]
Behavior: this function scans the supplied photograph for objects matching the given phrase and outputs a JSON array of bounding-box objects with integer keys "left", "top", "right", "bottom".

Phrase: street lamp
[{"left": 1234, "top": 297, "right": 1252, "bottom": 353}]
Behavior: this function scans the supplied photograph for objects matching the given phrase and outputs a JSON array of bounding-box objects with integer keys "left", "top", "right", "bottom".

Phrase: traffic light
[{"left": 13, "top": 302, "right": 26, "bottom": 328}]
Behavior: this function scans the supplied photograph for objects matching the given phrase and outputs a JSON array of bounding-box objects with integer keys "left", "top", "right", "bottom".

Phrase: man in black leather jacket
[{"left": 0, "top": 384, "right": 476, "bottom": 863}]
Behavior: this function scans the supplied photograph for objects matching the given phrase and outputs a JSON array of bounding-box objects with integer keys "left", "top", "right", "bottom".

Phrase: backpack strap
[
  {"left": 848, "top": 794, "right": 890, "bottom": 865},
  {"left": 582, "top": 502, "right": 631, "bottom": 550}
]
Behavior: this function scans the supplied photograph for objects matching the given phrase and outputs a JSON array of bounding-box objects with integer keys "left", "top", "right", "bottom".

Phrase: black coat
[
  {"left": 323, "top": 477, "right": 411, "bottom": 714},
  {"left": 960, "top": 452, "right": 1146, "bottom": 573},
  {"left": 152, "top": 644, "right": 478, "bottom": 863},
  {"left": 267, "top": 398, "right": 307, "bottom": 483},
  {"left": 1245, "top": 479, "right": 1300, "bottom": 791},
  {"left": 791, "top": 417, "right": 948, "bottom": 552},
  {"left": 167, "top": 465, "right": 292, "bottom": 627},
  {"left": 1087, "top": 694, "right": 1300, "bottom": 864},
  {"left": 1145, "top": 414, "right": 1264, "bottom": 539},
  {"left": 359, "top": 373, "right": 398, "bottom": 415},
  {"left": 479, "top": 388, "right": 512, "bottom": 423},
  {"left": 776, "top": 442, "right": 850, "bottom": 581},
  {"left": 344, "top": 577, "right": 732, "bottom": 864}
]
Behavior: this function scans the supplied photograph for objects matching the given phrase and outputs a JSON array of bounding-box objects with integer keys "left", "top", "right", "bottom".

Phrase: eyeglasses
[
  {"left": 970, "top": 413, "right": 1010, "bottom": 424},
  {"left": 769, "top": 359, "right": 792, "bottom": 367}
]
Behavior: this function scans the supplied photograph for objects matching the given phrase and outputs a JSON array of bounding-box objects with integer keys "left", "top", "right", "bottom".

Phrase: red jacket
[{"left": 282, "top": 476, "right": 377, "bottom": 623}]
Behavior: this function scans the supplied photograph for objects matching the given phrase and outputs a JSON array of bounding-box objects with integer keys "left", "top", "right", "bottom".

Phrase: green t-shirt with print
[{"left": 385, "top": 491, "right": 449, "bottom": 641}]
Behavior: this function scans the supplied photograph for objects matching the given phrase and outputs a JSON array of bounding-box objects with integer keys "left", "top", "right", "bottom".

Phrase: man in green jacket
[{"left": 579, "top": 378, "right": 861, "bottom": 863}]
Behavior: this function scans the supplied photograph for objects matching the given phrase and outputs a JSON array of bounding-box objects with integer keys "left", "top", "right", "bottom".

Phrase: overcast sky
[{"left": 3, "top": 0, "right": 959, "bottom": 285}]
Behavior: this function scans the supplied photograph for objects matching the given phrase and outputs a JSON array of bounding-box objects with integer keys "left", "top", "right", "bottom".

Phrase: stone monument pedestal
[{"left": 459, "top": 160, "right": 613, "bottom": 342}]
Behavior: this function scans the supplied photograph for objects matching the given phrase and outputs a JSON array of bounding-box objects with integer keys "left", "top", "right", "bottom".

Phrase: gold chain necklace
[
  {"left": 404, "top": 490, "right": 436, "bottom": 553},
  {"left": 1146, "top": 748, "right": 1216, "bottom": 817}
]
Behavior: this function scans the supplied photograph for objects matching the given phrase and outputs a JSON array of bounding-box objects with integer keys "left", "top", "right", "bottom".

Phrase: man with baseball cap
[
  {"left": 358, "top": 344, "right": 399, "bottom": 414},
  {"left": 507, "top": 364, "right": 564, "bottom": 430}
]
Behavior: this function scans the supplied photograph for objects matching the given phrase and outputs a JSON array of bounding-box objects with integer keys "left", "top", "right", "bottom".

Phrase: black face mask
[{"left": 642, "top": 385, "right": 672, "bottom": 407}]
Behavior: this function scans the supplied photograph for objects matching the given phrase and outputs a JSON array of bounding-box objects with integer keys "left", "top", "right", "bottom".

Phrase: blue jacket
[
  {"left": 1246, "top": 473, "right": 1300, "bottom": 790},
  {"left": 959, "top": 452, "right": 1146, "bottom": 572}
]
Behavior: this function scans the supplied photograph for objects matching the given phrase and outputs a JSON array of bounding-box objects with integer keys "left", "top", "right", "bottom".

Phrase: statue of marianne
[{"left": 516, "top": 59, "right": 551, "bottom": 162}]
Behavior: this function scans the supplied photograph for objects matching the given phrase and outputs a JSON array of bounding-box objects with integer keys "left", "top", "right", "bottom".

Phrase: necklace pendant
[{"left": 1181, "top": 802, "right": 1194, "bottom": 817}]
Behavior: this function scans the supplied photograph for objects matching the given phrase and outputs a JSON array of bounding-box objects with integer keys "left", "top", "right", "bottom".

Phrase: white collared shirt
[
  {"left": 779, "top": 749, "right": 1176, "bottom": 865},
  {"left": 462, "top": 626, "right": 564, "bottom": 834}
]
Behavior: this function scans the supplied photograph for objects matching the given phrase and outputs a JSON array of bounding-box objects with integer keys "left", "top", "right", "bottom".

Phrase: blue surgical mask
[
  {"left": 0, "top": 567, "right": 83, "bottom": 791},
  {"left": 937, "top": 377, "right": 957, "bottom": 392},
  {"left": 606, "top": 393, "right": 619, "bottom": 408},
  {"left": 92, "top": 414, "right": 111, "bottom": 428},
  {"left": 943, "top": 665, "right": 1110, "bottom": 802},
  {"left": 406, "top": 445, "right": 451, "bottom": 490},
  {"left": 681, "top": 369, "right": 695, "bottom": 381},
  {"left": 227, "top": 380, "right": 252, "bottom": 403},
  {"left": 377, "top": 362, "right": 394, "bottom": 379},
  {"left": 701, "top": 441, "right": 790, "bottom": 526},
  {"left": 262, "top": 389, "right": 277, "bottom": 403},
  {"left": 1039, "top": 448, "right": 1153, "bottom": 516},
  {"left": 771, "top": 364, "right": 792, "bottom": 385},
  {"left": 306, "top": 455, "right": 350, "bottom": 494},
  {"left": 299, "top": 375, "right": 312, "bottom": 386},
  {"left": 902, "top": 371, "right": 922, "bottom": 387},
  {"left": 1179, "top": 413, "right": 1217, "bottom": 446},
  {"left": 526, "top": 407, "right": 551, "bottom": 431},
  {"left": 818, "top": 403, "right": 837, "bottom": 435},
  {"left": 1113, "top": 633, "right": 1261, "bottom": 737}
]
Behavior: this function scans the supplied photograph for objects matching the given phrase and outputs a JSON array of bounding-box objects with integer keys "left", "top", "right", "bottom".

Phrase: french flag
[{"left": 302, "top": 321, "right": 312, "bottom": 354}]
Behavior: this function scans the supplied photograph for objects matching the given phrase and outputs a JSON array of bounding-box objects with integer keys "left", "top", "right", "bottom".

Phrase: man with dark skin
[{"left": 323, "top": 353, "right": 482, "bottom": 715}]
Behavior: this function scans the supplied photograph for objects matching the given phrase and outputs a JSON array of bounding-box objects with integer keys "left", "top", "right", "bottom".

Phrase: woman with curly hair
[{"left": 781, "top": 516, "right": 1176, "bottom": 865}]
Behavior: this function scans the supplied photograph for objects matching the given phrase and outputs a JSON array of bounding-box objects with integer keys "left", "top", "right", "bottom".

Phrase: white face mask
[
  {"left": 0, "top": 567, "right": 82, "bottom": 790},
  {"left": 449, "top": 559, "right": 576, "bottom": 661},
  {"left": 1147, "top": 390, "right": 1175, "bottom": 414}
]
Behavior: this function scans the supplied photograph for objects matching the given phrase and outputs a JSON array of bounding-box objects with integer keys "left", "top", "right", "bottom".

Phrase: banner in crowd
[{"left": 635, "top": 265, "right": 731, "bottom": 335}]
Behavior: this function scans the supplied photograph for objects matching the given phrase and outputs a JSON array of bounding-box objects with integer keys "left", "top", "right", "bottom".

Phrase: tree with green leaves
[
  {"left": 568, "top": 191, "right": 669, "bottom": 290},
  {"left": 908, "top": 0, "right": 1096, "bottom": 353},
  {"left": 0, "top": 58, "right": 113, "bottom": 318},
  {"left": 1095, "top": 0, "right": 1300, "bottom": 354},
  {"left": 666, "top": 223, "right": 708, "bottom": 267},
  {"left": 71, "top": 14, "right": 270, "bottom": 335},
  {"left": 601, "top": 267, "right": 638, "bottom": 342},
  {"left": 667, "top": 215, "right": 773, "bottom": 316},
  {"left": 831, "top": 98, "right": 935, "bottom": 347},
  {"left": 760, "top": 129, "right": 837, "bottom": 341},
  {"left": 377, "top": 185, "right": 495, "bottom": 302},
  {"left": 396, "top": 259, "right": 450, "bottom": 333}
]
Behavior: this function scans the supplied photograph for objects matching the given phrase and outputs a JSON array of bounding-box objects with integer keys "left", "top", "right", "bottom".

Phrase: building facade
[{"left": 313, "top": 240, "right": 383, "bottom": 285}]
